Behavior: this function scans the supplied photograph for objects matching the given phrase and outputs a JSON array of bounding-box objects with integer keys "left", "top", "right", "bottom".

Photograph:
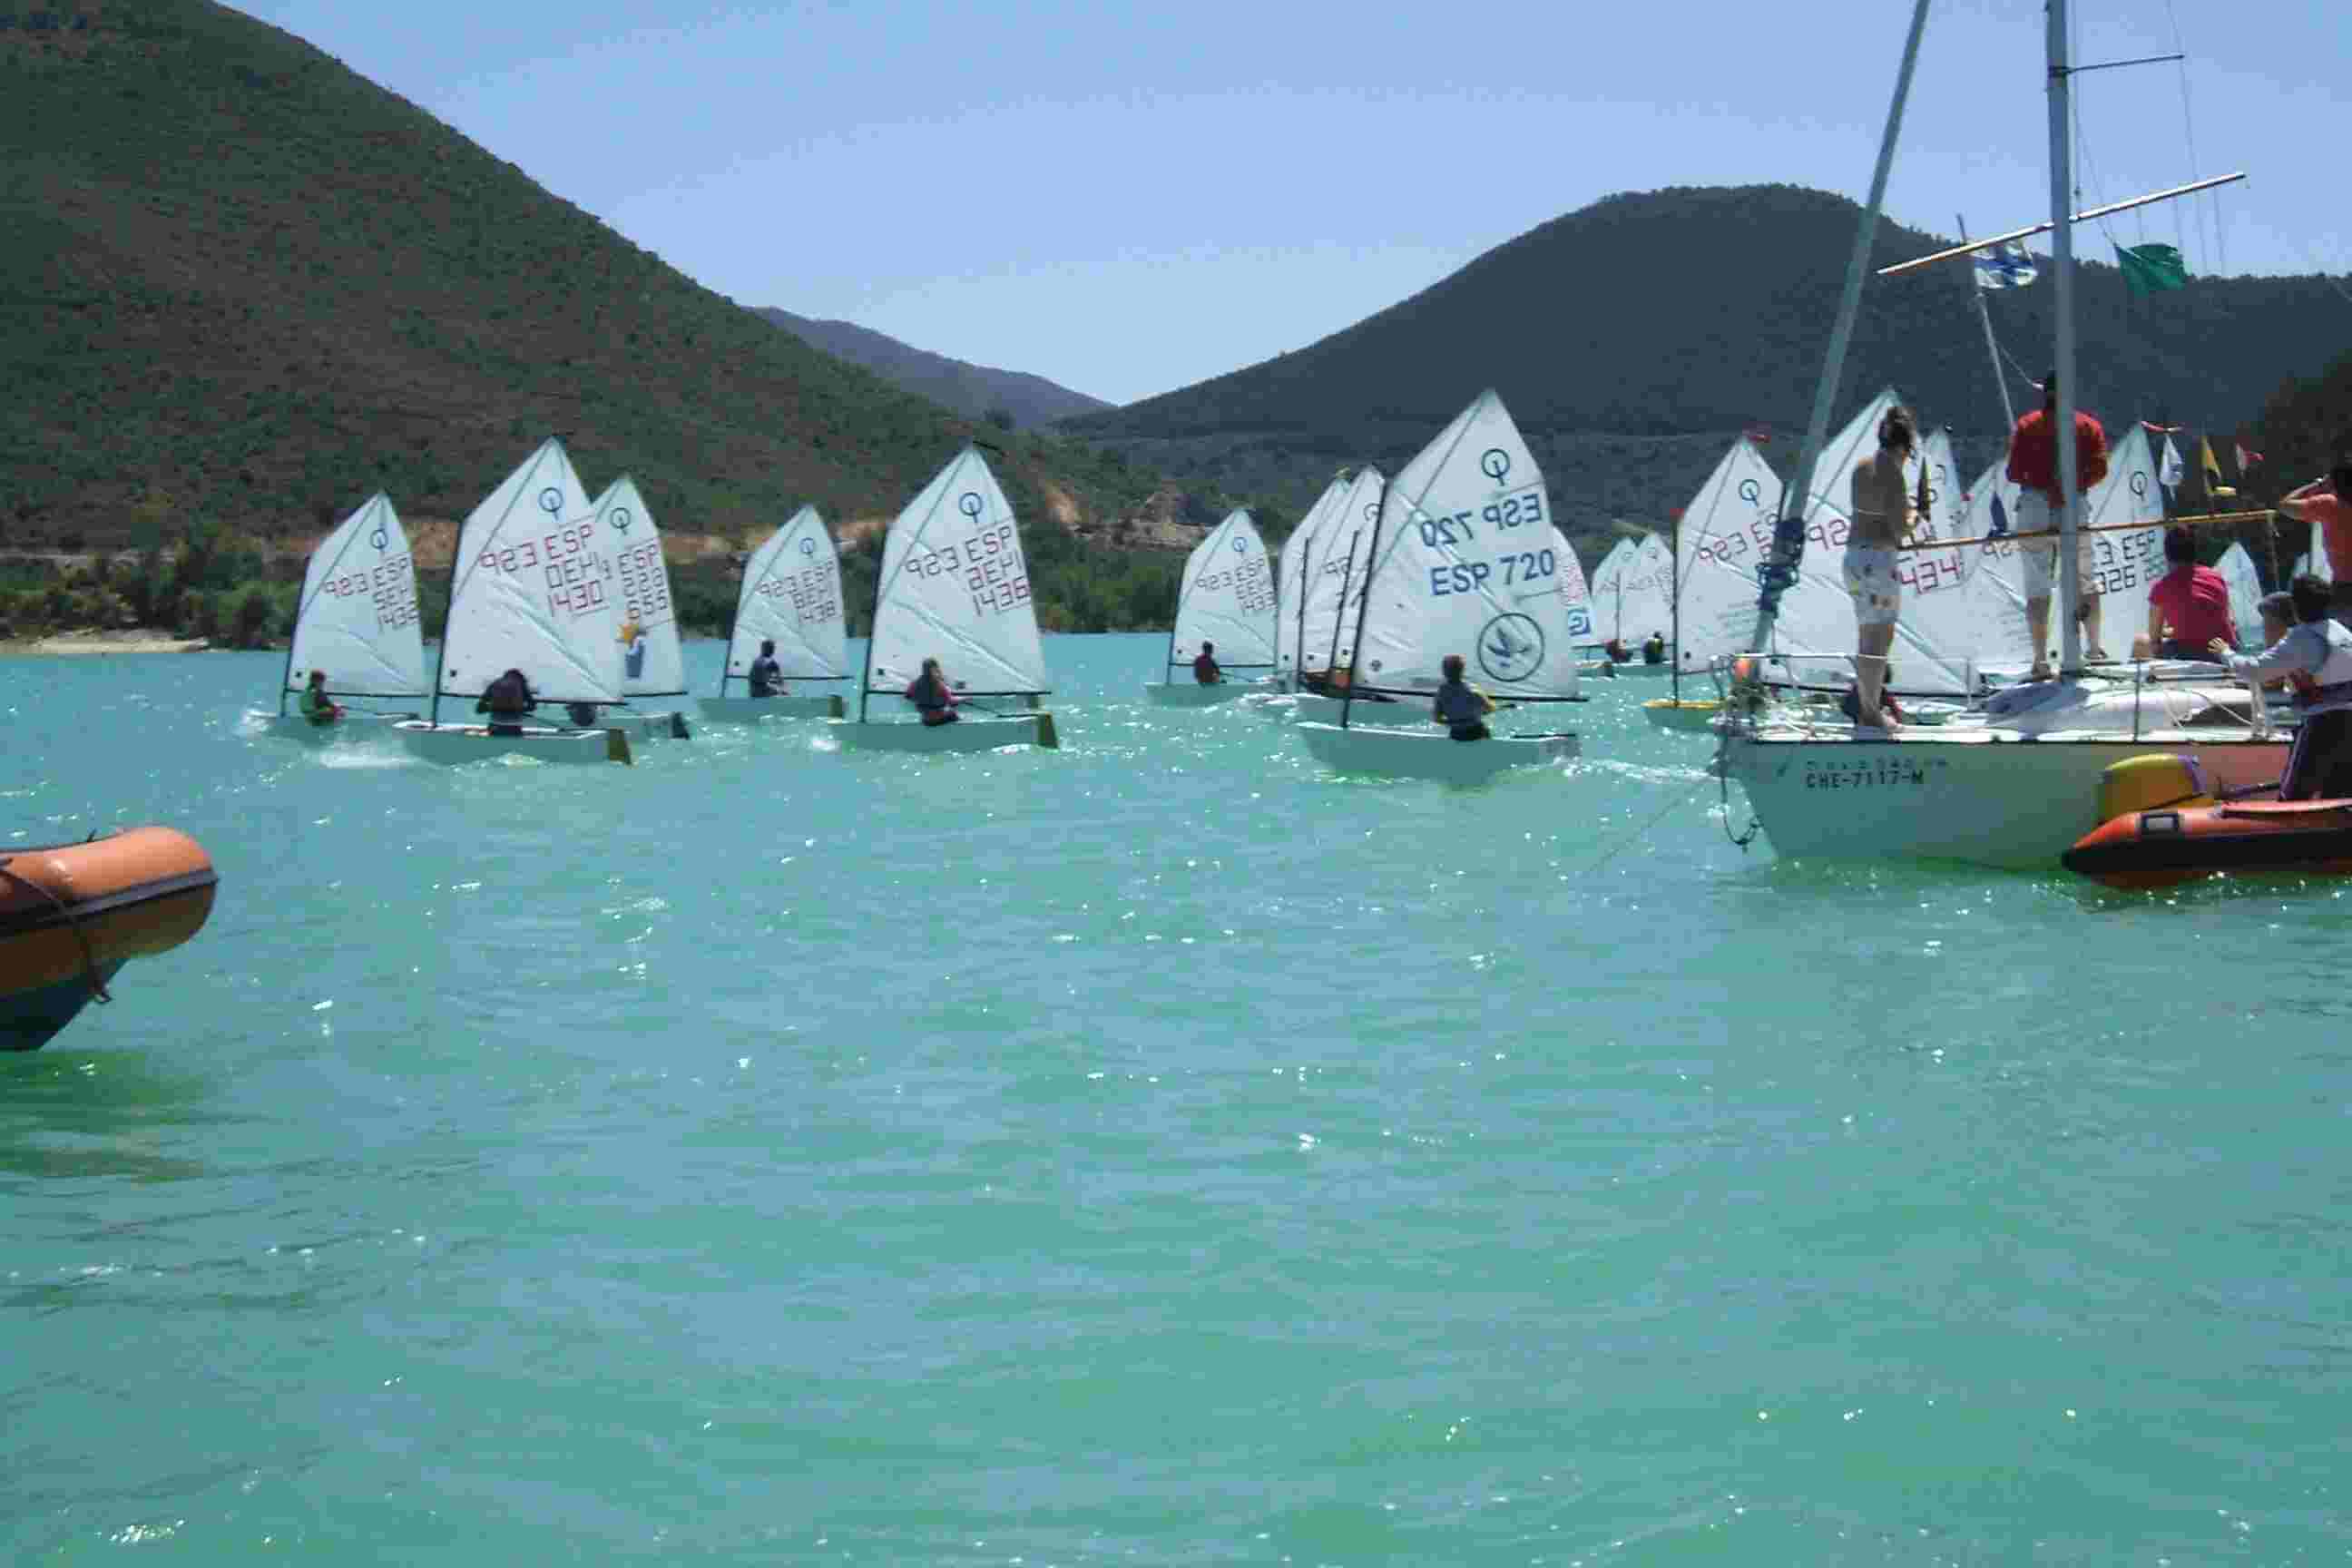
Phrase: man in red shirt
[
  {"left": 2005, "top": 372, "right": 2111, "bottom": 676},
  {"left": 2145, "top": 526, "right": 2236, "bottom": 659},
  {"left": 2278, "top": 462, "right": 2352, "bottom": 618}
]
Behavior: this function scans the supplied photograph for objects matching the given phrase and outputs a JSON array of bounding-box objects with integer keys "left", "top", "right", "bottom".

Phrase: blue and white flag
[
  {"left": 1973, "top": 241, "right": 2039, "bottom": 290},
  {"left": 2158, "top": 434, "right": 2185, "bottom": 497}
]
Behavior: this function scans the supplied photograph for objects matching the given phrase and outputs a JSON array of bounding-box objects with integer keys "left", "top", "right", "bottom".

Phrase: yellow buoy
[{"left": 2094, "top": 753, "right": 2210, "bottom": 824}]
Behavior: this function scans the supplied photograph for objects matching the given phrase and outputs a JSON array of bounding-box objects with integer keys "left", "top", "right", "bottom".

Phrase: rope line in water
[{"left": 1579, "top": 774, "right": 1717, "bottom": 877}]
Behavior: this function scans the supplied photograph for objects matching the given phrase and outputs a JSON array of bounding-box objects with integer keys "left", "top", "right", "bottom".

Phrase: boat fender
[
  {"left": 667, "top": 711, "right": 691, "bottom": 740},
  {"left": 2096, "top": 753, "right": 2212, "bottom": 824},
  {"left": 604, "top": 727, "right": 635, "bottom": 766},
  {"left": 1036, "top": 710, "right": 1061, "bottom": 750}
]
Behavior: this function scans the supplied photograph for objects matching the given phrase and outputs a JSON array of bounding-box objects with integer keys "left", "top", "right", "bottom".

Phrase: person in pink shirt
[{"left": 2144, "top": 526, "right": 2237, "bottom": 659}]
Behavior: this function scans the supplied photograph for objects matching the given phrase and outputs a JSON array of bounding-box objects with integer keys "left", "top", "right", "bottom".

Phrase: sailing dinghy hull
[
  {"left": 697, "top": 695, "right": 847, "bottom": 723},
  {"left": 1722, "top": 729, "right": 2285, "bottom": 868},
  {"left": 844, "top": 714, "right": 1059, "bottom": 753},
  {"left": 1143, "top": 681, "right": 1268, "bottom": 708},
  {"left": 394, "top": 721, "right": 633, "bottom": 766},
  {"left": 253, "top": 710, "right": 416, "bottom": 741},
  {"left": 1269, "top": 692, "right": 1415, "bottom": 724},
  {"left": 1295, "top": 720, "right": 1577, "bottom": 781},
  {"left": 1642, "top": 699, "right": 1723, "bottom": 733}
]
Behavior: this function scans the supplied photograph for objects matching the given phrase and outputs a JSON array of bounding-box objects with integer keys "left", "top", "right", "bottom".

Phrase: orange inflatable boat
[
  {"left": 2063, "top": 799, "right": 2352, "bottom": 889},
  {"left": 1, "top": 827, "right": 218, "bottom": 1050}
]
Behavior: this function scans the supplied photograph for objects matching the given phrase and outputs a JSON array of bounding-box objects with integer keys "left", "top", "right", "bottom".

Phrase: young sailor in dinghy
[
  {"left": 478, "top": 669, "right": 538, "bottom": 736},
  {"left": 1431, "top": 654, "right": 1496, "bottom": 742},
  {"left": 2211, "top": 574, "right": 2352, "bottom": 799},
  {"left": 1642, "top": 632, "right": 1667, "bottom": 665},
  {"left": 1192, "top": 642, "right": 1222, "bottom": 684},
  {"left": 748, "top": 640, "right": 787, "bottom": 698},
  {"left": 906, "top": 658, "right": 960, "bottom": 726},
  {"left": 299, "top": 670, "right": 343, "bottom": 727}
]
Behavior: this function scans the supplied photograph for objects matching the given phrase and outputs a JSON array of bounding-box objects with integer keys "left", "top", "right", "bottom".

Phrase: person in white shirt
[{"left": 2211, "top": 574, "right": 2352, "bottom": 799}]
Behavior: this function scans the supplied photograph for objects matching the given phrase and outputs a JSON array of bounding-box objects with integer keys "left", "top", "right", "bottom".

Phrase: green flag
[{"left": 2115, "top": 242, "right": 2188, "bottom": 297}]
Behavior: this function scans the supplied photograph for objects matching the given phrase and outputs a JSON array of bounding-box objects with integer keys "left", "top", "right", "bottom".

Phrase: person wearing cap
[
  {"left": 747, "top": 638, "right": 787, "bottom": 699},
  {"left": 1191, "top": 641, "right": 1222, "bottom": 684},
  {"left": 2211, "top": 573, "right": 2352, "bottom": 799},
  {"left": 2006, "top": 370, "right": 2111, "bottom": 676},
  {"left": 1431, "top": 652, "right": 1495, "bottom": 741}
]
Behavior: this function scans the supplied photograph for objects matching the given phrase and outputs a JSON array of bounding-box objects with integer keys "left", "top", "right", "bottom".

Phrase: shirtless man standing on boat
[{"left": 1843, "top": 404, "right": 1917, "bottom": 730}]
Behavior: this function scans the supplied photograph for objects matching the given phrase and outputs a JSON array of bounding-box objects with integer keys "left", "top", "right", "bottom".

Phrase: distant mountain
[
  {"left": 0, "top": 0, "right": 1161, "bottom": 573},
  {"left": 757, "top": 309, "right": 1109, "bottom": 429},
  {"left": 1070, "top": 184, "right": 2349, "bottom": 561}
]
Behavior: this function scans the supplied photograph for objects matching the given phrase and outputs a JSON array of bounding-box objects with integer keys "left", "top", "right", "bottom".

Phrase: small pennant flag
[
  {"left": 2159, "top": 435, "right": 2185, "bottom": 496},
  {"left": 2235, "top": 442, "right": 2264, "bottom": 470},
  {"left": 1743, "top": 423, "right": 1773, "bottom": 445},
  {"left": 2116, "top": 241, "right": 2189, "bottom": 297},
  {"left": 2200, "top": 436, "right": 2236, "bottom": 502},
  {"left": 1973, "top": 241, "right": 2039, "bottom": 290}
]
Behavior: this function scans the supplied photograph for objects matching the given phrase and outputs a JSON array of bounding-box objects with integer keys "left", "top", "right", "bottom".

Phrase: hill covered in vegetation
[
  {"left": 0, "top": 0, "right": 1208, "bottom": 634},
  {"left": 757, "top": 309, "right": 1109, "bottom": 430},
  {"left": 1071, "top": 184, "right": 2348, "bottom": 560}
]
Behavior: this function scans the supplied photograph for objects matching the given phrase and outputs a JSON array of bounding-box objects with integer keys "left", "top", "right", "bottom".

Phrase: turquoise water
[{"left": 5, "top": 634, "right": 2347, "bottom": 1564}]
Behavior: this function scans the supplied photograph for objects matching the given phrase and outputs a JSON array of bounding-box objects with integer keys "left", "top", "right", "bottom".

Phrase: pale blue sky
[{"left": 239, "top": 0, "right": 2344, "bottom": 407}]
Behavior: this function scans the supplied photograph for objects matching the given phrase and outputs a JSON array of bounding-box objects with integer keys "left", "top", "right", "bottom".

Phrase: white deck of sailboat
[
  {"left": 1294, "top": 720, "right": 1578, "bottom": 781},
  {"left": 841, "top": 712, "right": 1058, "bottom": 752},
  {"left": 698, "top": 693, "right": 847, "bottom": 722},
  {"left": 394, "top": 720, "right": 632, "bottom": 765}
]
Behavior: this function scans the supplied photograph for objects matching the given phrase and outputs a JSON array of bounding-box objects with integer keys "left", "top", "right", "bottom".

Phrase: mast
[
  {"left": 1958, "top": 214, "right": 2018, "bottom": 432},
  {"left": 426, "top": 532, "right": 457, "bottom": 727},
  {"left": 1749, "top": 0, "right": 1933, "bottom": 659},
  {"left": 1338, "top": 519, "right": 1385, "bottom": 731},
  {"left": 2049, "top": 0, "right": 2083, "bottom": 677}
]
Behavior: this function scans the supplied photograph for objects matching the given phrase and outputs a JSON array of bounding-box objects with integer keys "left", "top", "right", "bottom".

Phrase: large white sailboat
[
  {"left": 1716, "top": 0, "right": 2285, "bottom": 867},
  {"left": 1145, "top": 508, "right": 1278, "bottom": 705},
  {"left": 848, "top": 446, "right": 1058, "bottom": 752},
  {"left": 265, "top": 492, "right": 426, "bottom": 739},
  {"left": 593, "top": 475, "right": 692, "bottom": 741},
  {"left": 1296, "top": 389, "right": 1581, "bottom": 781},
  {"left": 700, "top": 505, "right": 849, "bottom": 722},
  {"left": 397, "top": 438, "right": 633, "bottom": 765}
]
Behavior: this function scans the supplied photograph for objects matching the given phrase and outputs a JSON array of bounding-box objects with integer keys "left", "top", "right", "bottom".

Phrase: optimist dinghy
[
  {"left": 263, "top": 493, "right": 426, "bottom": 738},
  {"left": 396, "top": 438, "right": 633, "bottom": 765},
  {"left": 847, "top": 446, "right": 1058, "bottom": 752},
  {"left": 1145, "top": 507, "right": 1278, "bottom": 704},
  {"left": 700, "top": 505, "right": 850, "bottom": 722},
  {"left": 1296, "top": 389, "right": 1581, "bottom": 779}
]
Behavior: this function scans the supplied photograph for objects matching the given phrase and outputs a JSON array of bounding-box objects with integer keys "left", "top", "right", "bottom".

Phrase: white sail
[
  {"left": 1170, "top": 509, "right": 1277, "bottom": 671},
  {"left": 864, "top": 446, "right": 1047, "bottom": 702},
  {"left": 1884, "top": 429, "right": 2019, "bottom": 693},
  {"left": 2214, "top": 541, "right": 2264, "bottom": 645},
  {"left": 2311, "top": 518, "right": 2334, "bottom": 583},
  {"left": 1299, "top": 466, "right": 1385, "bottom": 676},
  {"left": 1351, "top": 389, "right": 1579, "bottom": 701},
  {"left": 725, "top": 505, "right": 848, "bottom": 688},
  {"left": 589, "top": 476, "right": 686, "bottom": 699},
  {"left": 1553, "top": 526, "right": 1594, "bottom": 645},
  {"left": 1671, "top": 438, "right": 1789, "bottom": 673},
  {"left": 1590, "top": 532, "right": 1676, "bottom": 646},
  {"left": 436, "top": 437, "right": 622, "bottom": 705},
  {"left": 2081, "top": 424, "right": 2167, "bottom": 604},
  {"left": 1586, "top": 538, "right": 1631, "bottom": 643},
  {"left": 285, "top": 493, "right": 425, "bottom": 701},
  {"left": 1277, "top": 476, "right": 1348, "bottom": 681}
]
